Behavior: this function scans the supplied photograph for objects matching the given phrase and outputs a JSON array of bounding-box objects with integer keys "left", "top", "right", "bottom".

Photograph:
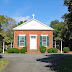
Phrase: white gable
[{"left": 13, "top": 18, "right": 54, "bottom": 30}]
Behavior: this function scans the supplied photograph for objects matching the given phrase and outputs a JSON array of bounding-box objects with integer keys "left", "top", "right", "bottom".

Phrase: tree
[
  {"left": 0, "top": 15, "right": 8, "bottom": 34},
  {"left": 62, "top": 0, "right": 72, "bottom": 49},
  {"left": 50, "top": 20, "right": 64, "bottom": 40},
  {"left": 3, "top": 16, "right": 16, "bottom": 43},
  {"left": 50, "top": 20, "right": 59, "bottom": 27},
  {"left": 18, "top": 20, "right": 27, "bottom": 25}
]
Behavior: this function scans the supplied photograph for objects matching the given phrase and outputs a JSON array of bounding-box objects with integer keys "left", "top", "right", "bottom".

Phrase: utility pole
[
  {"left": 3, "top": 39, "right": 5, "bottom": 54},
  {"left": 61, "top": 39, "right": 62, "bottom": 53},
  {"left": 11, "top": 41, "right": 12, "bottom": 48},
  {"left": 55, "top": 40, "right": 56, "bottom": 48}
]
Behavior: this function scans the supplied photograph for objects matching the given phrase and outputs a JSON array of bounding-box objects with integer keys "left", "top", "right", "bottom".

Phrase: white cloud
[{"left": 13, "top": 16, "right": 30, "bottom": 22}]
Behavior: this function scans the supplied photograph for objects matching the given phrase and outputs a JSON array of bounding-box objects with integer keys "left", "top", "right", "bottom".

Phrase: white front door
[{"left": 30, "top": 36, "right": 37, "bottom": 49}]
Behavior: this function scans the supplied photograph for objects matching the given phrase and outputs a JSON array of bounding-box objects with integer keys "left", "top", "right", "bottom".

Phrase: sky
[{"left": 0, "top": 0, "right": 69, "bottom": 26}]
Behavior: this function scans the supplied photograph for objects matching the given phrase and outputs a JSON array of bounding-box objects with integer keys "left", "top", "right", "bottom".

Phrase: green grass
[
  {"left": 0, "top": 59, "right": 8, "bottom": 71},
  {"left": 1, "top": 51, "right": 7, "bottom": 54},
  {"left": 56, "top": 56, "right": 72, "bottom": 72},
  {"left": 69, "top": 51, "right": 72, "bottom": 52}
]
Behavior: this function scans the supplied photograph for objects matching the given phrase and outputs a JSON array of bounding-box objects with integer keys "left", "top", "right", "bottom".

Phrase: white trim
[
  {"left": 19, "top": 34, "right": 26, "bottom": 36},
  {"left": 29, "top": 34, "right": 37, "bottom": 36},
  {"left": 41, "top": 35, "right": 48, "bottom": 36},
  {"left": 13, "top": 18, "right": 54, "bottom": 30}
]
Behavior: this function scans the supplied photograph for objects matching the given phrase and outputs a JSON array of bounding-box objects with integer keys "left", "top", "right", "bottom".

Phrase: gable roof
[{"left": 13, "top": 18, "right": 54, "bottom": 30}]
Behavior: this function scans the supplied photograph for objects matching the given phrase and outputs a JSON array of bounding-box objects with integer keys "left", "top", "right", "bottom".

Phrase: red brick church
[{"left": 13, "top": 14, "right": 54, "bottom": 51}]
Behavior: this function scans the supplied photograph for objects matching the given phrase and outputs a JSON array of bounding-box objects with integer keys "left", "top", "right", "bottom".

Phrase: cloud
[{"left": 13, "top": 16, "right": 30, "bottom": 22}]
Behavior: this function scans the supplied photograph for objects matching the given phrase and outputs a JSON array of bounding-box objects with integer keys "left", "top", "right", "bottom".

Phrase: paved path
[{"left": 0, "top": 54, "right": 71, "bottom": 72}]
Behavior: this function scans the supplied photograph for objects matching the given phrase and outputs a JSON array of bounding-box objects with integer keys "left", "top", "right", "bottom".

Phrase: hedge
[
  {"left": 52, "top": 48, "right": 58, "bottom": 53},
  {"left": 20, "top": 47, "right": 27, "bottom": 53},
  {"left": 40, "top": 46, "right": 46, "bottom": 53},
  {"left": 63, "top": 47, "right": 70, "bottom": 53},
  {"left": 47, "top": 47, "right": 58, "bottom": 53},
  {"left": 47, "top": 48, "right": 52, "bottom": 53},
  {"left": 0, "top": 48, "right": 2, "bottom": 53},
  {"left": 7, "top": 48, "right": 19, "bottom": 53}
]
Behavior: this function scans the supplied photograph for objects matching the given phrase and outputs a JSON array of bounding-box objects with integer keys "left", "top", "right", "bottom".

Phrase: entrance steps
[{"left": 25, "top": 50, "right": 41, "bottom": 54}]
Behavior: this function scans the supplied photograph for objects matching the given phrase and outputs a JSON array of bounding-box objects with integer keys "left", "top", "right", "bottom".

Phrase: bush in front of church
[
  {"left": 40, "top": 46, "right": 46, "bottom": 53},
  {"left": 47, "top": 48, "right": 52, "bottom": 53},
  {"left": 7, "top": 48, "right": 19, "bottom": 53},
  {"left": 20, "top": 47, "right": 27, "bottom": 53},
  {"left": 52, "top": 48, "right": 58, "bottom": 53}
]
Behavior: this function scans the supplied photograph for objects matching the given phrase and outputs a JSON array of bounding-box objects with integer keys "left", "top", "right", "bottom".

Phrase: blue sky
[{"left": 0, "top": 0, "right": 68, "bottom": 26}]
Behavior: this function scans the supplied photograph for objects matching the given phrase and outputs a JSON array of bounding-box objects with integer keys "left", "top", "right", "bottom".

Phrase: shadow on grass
[{"left": 36, "top": 54, "right": 72, "bottom": 71}]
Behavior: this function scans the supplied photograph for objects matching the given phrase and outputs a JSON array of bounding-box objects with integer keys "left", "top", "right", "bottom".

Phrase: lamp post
[
  {"left": 55, "top": 40, "right": 56, "bottom": 48},
  {"left": 3, "top": 39, "right": 5, "bottom": 54},
  {"left": 11, "top": 41, "right": 12, "bottom": 48},
  {"left": 61, "top": 39, "right": 62, "bottom": 53}
]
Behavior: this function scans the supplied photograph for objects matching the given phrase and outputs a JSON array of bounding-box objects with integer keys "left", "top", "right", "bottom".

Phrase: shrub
[
  {"left": 13, "top": 48, "right": 19, "bottom": 53},
  {"left": 23, "top": 47, "right": 27, "bottom": 52},
  {"left": 47, "top": 48, "right": 52, "bottom": 53},
  {"left": 40, "top": 46, "right": 46, "bottom": 53},
  {"left": 0, "top": 48, "right": 2, "bottom": 53},
  {"left": 7, "top": 48, "right": 14, "bottom": 53},
  {"left": 52, "top": 48, "right": 58, "bottom": 53},
  {"left": 63, "top": 47, "right": 70, "bottom": 53},
  {"left": 20, "top": 47, "right": 27, "bottom": 53},
  {"left": 7, "top": 48, "right": 19, "bottom": 53}
]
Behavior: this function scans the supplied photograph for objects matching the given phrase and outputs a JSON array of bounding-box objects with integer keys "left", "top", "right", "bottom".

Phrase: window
[
  {"left": 19, "top": 36, "right": 25, "bottom": 46},
  {"left": 31, "top": 36, "right": 36, "bottom": 38},
  {"left": 42, "top": 36, "right": 47, "bottom": 46}
]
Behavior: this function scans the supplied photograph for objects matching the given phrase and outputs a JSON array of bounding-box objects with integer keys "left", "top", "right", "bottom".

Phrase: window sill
[{"left": 19, "top": 46, "right": 25, "bottom": 47}]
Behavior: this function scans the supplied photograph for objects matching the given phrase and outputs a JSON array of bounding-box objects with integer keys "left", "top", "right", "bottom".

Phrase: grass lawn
[
  {"left": 56, "top": 56, "right": 72, "bottom": 72},
  {"left": 0, "top": 59, "right": 8, "bottom": 71}
]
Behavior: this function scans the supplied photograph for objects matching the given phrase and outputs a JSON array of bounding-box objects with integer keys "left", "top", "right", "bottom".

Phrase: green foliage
[
  {"left": 47, "top": 48, "right": 52, "bottom": 53},
  {"left": 50, "top": 20, "right": 59, "bottom": 27},
  {"left": 63, "top": 47, "right": 70, "bottom": 53},
  {"left": 7, "top": 48, "right": 13, "bottom": 53},
  {"left": 12, "top": 48, "right": 19, "bottom": 53},
  {"left": 0, "top": 48, "right": 2, "bottom": 53},
  {"left": 23, "top": 47, "right": 27, "bottom": 52},
  {"left": 18, "top": 20, "right": 27, "bottom": 25},
  {"left": 56, "top": 56, "right": 72, "bottom": 72},
  {"left": 52, "top": 48, "right": 58, "bottom": 53},
  {"left": 40, "top": 46, "right": 46, "bottom": 53},
  {"left": 19, "top": 47, "right": 27, "bottom": 53},
  {"left": 7, "top": 48, "right": 19, "bottom": 53}
]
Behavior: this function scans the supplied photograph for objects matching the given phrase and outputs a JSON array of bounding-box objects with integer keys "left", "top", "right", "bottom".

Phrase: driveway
[{"left": 0, "top": 54, "right": 72, "bottom": 72}]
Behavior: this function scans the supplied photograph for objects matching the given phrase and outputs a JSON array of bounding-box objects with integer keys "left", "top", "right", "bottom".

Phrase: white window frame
[
  {"left": 41, "top": 35, "right": 48, "bottom": 47},
  {"left": 19, "top": 35, "right": 25, "bottom": 47}
]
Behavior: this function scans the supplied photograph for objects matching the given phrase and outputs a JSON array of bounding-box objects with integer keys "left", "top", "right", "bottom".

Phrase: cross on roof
[{"left": 32, "top": 14, "right": 35, "bottom": 19}]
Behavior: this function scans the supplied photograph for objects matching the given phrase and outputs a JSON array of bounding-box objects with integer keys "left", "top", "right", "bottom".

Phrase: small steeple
[{"left": 32, "top": 14, "right": 35, "bottom": 19}]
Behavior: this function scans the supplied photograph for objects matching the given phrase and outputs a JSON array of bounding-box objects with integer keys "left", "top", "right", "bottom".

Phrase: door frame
[{"left": 29, "top": 35, "right": 37, "bottom": 50}]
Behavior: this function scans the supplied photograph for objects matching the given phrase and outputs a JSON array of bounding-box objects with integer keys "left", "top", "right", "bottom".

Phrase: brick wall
[{"left": 14, "top": 30, "right": 53, "bottom": 50}]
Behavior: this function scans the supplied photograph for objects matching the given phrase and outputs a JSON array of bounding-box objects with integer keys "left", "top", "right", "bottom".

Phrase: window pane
[
  {"left": 42, "top": 36, "right": 47, "bottom": 46},
  {"left": 19, "top": 36, "right": 25, "bottom": 46},
  {"left": 31, "top": 36, "right": 36, "bottom": 38},
  {"left": 20, "top": 36, "right": 24, "bottom": 42},
  {"left": 42, "top": 36, "right": 46, "bottom": 39},
  {"left": 20, "top": 43, "right": 24, "bottom": 46},
  {"left": 42, "top": 43, "right": 46, "bottom": 46},
  {"left": 42, "top": 40, "right": 46, "bottom": 42}
]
